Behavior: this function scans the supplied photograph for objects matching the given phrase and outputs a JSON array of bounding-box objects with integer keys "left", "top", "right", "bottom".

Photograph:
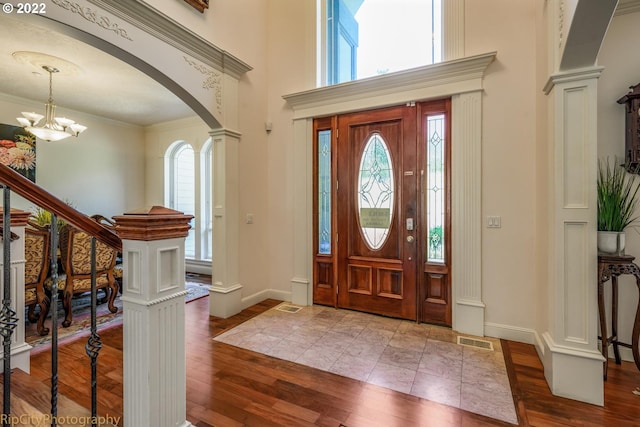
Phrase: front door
[
  {"left": 312, "top": 100, "right": 452, "bottom": 325},
  {"left": 336, "top": 105, "right": 417, "bottom": 320}
]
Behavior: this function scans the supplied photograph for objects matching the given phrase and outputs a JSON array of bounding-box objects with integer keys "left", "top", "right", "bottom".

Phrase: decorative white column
[
  {"left": 0, "top": 209, "right": 32, "bottom": 374},
  {"left": 291, "top": 118, "right": 313, "bottom": 306},
  {"left": 542, "top": 67, "right": 604, "bottom": 406},
  {"left": 113, "top": 206, "right": 194, "bottom": 427},
  {"left": 451, "top": 91, "right": 485, "bottom": 337},
  {"left": 209, "top": 128, "right": 243, "bottom": 318}
]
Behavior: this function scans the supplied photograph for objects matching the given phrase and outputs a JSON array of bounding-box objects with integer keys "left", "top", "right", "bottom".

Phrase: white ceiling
[{"left": 0, "top": 13, "right": 194, "bottom": 127}]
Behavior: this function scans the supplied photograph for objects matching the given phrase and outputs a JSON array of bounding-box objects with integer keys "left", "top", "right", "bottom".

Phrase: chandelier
[{"left": 16, "top": 65, "right": 87, "bottom": 142}]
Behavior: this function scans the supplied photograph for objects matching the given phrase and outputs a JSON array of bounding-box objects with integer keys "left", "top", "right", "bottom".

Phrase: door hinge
[{"left": 336, "top": 180, "right": 339, "bottom": 191}]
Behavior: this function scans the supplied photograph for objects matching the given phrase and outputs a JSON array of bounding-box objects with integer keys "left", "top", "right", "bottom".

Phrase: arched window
[
  {"left": 165, "top": 139, "right": 213, "bottom": 270},
  {"left": 167, "top": 142, "right": 196, "bottom": 257}
]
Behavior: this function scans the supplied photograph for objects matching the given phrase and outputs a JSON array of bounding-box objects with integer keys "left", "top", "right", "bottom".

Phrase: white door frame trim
[{"left": 284, "top": 52, "right": 496, "bottom": 336}]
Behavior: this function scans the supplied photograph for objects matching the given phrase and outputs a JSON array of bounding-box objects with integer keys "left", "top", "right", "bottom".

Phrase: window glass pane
[
  {"left": 325, "top": 0, "right": 442, "bottom": 86},
  {"left": 175, "top": 145, "right": 196, "bottom": 258},
  {"left": 358, "top": 133, "right": 394, "bottom": 250},
  {"left": 318, "top": 130, "right": 332, "bottom": 254},
  {"left": 426, "top": 114, "right": 445, "bottom": 263},
  {"left": 338, "top": 33, "right": 355, "bottom": 83},
  {"left": 327, "top": 0, "right": 358, "bottom": 85},
  {"left": 203, "top": 142, "right": 213, "bottom": 260}
]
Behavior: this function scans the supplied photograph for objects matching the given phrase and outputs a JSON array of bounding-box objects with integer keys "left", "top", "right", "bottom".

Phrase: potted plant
[{"left": 597, "top": 157, "right": 640, "bottom": 253}]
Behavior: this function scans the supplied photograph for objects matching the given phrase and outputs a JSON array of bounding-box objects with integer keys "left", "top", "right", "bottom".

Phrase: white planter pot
[{"left": 598, "top": 231, "right": 625, "bottom": 254}]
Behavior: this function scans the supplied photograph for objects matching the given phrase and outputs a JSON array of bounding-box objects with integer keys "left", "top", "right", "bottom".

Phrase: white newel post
[
  {"left": 113, "top": 206, "right": 194, "bottom": 427},
  {"left": 0, "top": 209, "right": 31, "bottom": 373}
]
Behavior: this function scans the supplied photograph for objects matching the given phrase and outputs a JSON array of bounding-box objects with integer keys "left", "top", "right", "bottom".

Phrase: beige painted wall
[
  {"left": 535, "top": 2, "right": 551, "bottom": 339},
  {"left": 195, "top": 0, "right": 544, "bottom": 329},
  {"left": 143, "top": 0, "right": 275, "bottom": 299},
  {"left": 0, "top": 94, "right": 145, "bottom": 218},
  {"left": 465, "top": 0, "right": 539, "bottom": 331},
  {"left": 8, "top": 0, "right": 629, "bottom": 344},
  {"left": 597, "top": 10, "right": 640, "bottom": 359}
]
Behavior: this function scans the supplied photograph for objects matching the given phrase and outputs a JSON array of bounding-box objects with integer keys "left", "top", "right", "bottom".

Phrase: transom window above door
[{"left": 322, "top": 0, "right": 442, "bottom": 86}]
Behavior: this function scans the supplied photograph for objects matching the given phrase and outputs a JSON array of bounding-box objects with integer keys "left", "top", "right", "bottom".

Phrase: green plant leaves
[{"left": 597, "top": 158, "right": 640, "bottom": 232}]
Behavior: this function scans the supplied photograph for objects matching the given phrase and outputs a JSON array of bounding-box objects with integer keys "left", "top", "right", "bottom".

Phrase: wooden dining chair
[
  {"left": 43, "top": 216, "right": 119, "bottom": 328},
  {"left": 24, "top": 220, "right": 51, "bottom": 336}
]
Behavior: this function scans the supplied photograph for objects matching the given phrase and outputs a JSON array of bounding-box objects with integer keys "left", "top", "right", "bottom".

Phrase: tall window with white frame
[
  {"left": 323, "top": 0, "right": 442, "bottom": 86},
  {"left": 169, "top": 142, "right": 196, "bottom": 257},
  {"left": 201, "top": 139, "right": 213, "bottom": 261},
  {"left": 166, "top": 139, "right": 213, "bottom": 271}
]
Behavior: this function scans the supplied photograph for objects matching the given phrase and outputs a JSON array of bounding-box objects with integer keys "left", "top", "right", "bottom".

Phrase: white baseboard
[
  {"left": 484, "top": 321, "right": 537, "bottom": 344},
  {"left": 241, "top": 288, "right": 290, "bottom": 309},
  {"left": 534, "top": 330, "right": 545, "bottom": 359},
  {"left": 185, "top": 259, "right": 212, "bottom": 275},
  {"left": 483, "top": 322, "right": 546, "bottom": 361}
]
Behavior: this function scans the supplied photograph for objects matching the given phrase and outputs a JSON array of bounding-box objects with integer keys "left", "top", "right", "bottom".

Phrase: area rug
[
  {"left": 214, "top": 303, "right": 518, "bottom": 424},
  {"left": 26, "top": 278, "right": 210, "bottom": 349}
]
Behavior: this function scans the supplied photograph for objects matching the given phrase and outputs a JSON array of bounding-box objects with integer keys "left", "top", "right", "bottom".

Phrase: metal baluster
[
  {"left": 85, "top": 237, "right": 101, "bottom": 427},
  {"left": 0, "top": 185, "right": 17, "bottom": 427},
  {"left": 49, "top": 214, "right": 58, "bottom": 427}
]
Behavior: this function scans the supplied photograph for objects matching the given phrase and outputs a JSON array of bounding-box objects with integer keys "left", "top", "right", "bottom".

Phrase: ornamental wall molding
[
  {"left": 52, "top": 0, "right": 133, "bottom": 41},
  {"left": 184, "top": 56, "right": 223, "bottom": 116},
  {"left": 88, "top": 0, "right": 252, "bottom": 79}
]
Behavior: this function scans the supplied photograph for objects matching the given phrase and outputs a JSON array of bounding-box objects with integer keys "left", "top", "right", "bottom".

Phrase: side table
[{"left": 597, "top": 253, "right": 640, "bottom": 380}]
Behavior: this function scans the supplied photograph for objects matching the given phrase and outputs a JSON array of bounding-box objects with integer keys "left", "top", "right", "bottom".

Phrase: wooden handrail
[{"left": 0, "top": 164, "right": 122, "bottom": 251}]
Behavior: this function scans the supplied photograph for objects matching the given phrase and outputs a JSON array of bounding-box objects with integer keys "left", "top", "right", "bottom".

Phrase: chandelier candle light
[{"left": 17, "top": 65, "right": 87, "bottom": 142}]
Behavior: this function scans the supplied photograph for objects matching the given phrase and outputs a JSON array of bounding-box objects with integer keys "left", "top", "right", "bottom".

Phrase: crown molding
[
  {"left": 283, "top": 52, "right": 496, "bottom": 118},
  {"left": 543, "top": 66, "right": 605, "bottom": 95},
  {"left": 88, "top": 0, "right": 252, "bottom": 79},
  {"left": 615, "top": 0, "right": 640, "bottom": 16}
]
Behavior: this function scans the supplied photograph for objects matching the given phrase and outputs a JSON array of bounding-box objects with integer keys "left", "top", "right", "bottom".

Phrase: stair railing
[{"left": 0, "top": 163, "right": 121, "bottom": 427}]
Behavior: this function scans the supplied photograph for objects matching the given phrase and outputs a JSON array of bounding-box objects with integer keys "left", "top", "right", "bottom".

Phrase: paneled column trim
[
  {"left": 209, "top": 128, "right": 243, "bottom": 318},
  {"left": 451, "top": 90, "right": 485, "bottom": 336},
  {"left": 542, "top": 65, "right": 604, "bottom": 406}
]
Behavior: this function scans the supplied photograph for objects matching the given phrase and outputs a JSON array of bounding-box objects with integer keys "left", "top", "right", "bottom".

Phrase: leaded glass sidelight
[
  {"left": 358, "top": 133, "right": 394, "bottom": 250},
  {"left": 318, "top": 130, "right": 332, "bottom": 254},
  {"left": 426, "top": 114, "right": 445, "bottom": 262}
]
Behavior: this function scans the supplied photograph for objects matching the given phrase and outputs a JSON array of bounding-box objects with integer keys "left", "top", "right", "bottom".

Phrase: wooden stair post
[{"left": 113, "top": 206, "right": 194, "bottom": 427}]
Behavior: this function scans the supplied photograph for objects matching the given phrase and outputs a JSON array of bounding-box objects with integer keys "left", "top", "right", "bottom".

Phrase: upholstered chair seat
[
  {"left": 24, "top": 221, "right": 51, "bottom": 336},
  {"left": 40, "top": 218, "right": 119, "bottom": 329},
  {"left": 45, "top": 273, "right": 113, "bottom": 292}
]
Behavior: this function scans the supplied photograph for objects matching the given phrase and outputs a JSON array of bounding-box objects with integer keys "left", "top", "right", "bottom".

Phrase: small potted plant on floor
[{"left": 597, "top": 157, "right": 640, "bottom": 253}]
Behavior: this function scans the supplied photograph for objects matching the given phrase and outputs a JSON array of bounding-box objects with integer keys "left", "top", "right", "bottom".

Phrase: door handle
[{"left": 406, "top": 235, "right": 414, "bottom": 243}]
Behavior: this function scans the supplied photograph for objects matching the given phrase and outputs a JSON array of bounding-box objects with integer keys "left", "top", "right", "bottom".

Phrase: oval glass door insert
[{"left": 357, "top": 133, "right": 394, "bottom": 250}]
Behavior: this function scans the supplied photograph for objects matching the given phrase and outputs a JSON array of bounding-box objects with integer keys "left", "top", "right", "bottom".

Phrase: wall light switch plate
[{"left": 487, "top": 216, "right": 501, "bottom": 228}]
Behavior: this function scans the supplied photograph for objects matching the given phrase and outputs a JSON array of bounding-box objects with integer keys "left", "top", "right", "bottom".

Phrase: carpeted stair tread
[{"left": 0, "top": 368, "right": 117, "bottom": 426}]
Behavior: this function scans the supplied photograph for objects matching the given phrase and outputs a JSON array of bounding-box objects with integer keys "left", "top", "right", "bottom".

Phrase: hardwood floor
[{"left": 28, "top": 297, "right": 640, "bottom": 427}]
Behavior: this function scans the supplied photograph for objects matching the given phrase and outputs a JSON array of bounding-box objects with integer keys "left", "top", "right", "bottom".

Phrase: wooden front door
[
  {"left": 336, "top": 105, "right": 418, "bottom": 320},
  {"left": 312, "top": 100, "right": 452, "bottom": 325}
]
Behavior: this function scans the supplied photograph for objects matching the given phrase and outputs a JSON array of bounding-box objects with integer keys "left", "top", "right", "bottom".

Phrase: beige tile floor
[{"left": 214, "top": 303, "right": 518, "bottom": 424}]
